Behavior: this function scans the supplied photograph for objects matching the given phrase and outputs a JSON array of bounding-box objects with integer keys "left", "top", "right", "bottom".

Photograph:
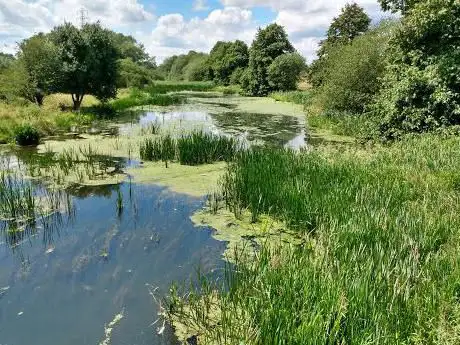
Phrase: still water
[{"left": 0, "top": 101, "right": 306, "bottom": 344}]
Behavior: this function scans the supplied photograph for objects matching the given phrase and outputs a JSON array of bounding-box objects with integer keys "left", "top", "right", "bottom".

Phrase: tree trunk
[
  {"left": 34, "top": 89, "right": 44, "bottom": 106},
  {"left": 72, "top": 94, "right": 84, "bottom": 112}
]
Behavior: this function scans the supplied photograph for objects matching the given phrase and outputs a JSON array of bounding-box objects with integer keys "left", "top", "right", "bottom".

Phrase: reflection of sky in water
[
  {"left": 120, "top": 110, "right": 307, "bottom": 149},
  {"left": 0, "top": 183, "right": 225, "bottom": 345}
]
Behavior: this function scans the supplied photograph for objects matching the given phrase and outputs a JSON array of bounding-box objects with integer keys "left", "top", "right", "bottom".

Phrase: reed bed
[
  {"left": 146, "top": 81, "right": 215, "bottom": 95},
  {"left": 165, "top": 135, "right": 460, "bottom": 344},
  {"left": 140, "top": 131, "right": 238, "bottom": 166}
]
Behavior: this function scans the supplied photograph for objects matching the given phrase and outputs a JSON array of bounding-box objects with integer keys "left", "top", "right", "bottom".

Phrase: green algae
[{"left": 191, "top": 207, "right": 304, "bottom": 262}]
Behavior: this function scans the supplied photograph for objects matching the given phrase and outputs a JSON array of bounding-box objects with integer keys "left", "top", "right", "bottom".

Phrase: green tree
[
  {"left": 18, "top": 33, "right": 61, "bottom": 105},
  {"left": 51, "top": 23, "right": 118, "bottom": 111},
  {"left": 117, "top": 58, "right": 153, "bottom": 88},
  {"left": 0, "top": 53, "right": 14, "bottom": 71},
  {"left": 0, "top": 59, "right": 35, "bottom": 103},
  {"left": 371, "top": 0, "right": 460, "bottom": 139},
  {"left": 244, "top": 24, "right": 295, "bottom": 96},
  {"left": 378, "top": 0, "right": 421, "bottom": 13},
  {"left": 209, "top": 40, "right": 249, "bottom": 85},
  {"left": 317, "top": 22, "right": 394, "bottom": 113},
  {"left": 310, "top": 3, "right": 371, "bottom": 87},
  {"left": 267, "top": 53, "right": 305, "bottom": 91}
]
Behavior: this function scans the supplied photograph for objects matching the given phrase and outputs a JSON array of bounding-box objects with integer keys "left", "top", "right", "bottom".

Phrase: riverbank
[{"left": 166, "top": 118, "right": 460, "bottom": 344}]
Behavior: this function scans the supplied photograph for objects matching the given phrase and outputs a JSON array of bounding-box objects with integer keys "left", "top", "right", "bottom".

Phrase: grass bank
[{"left": 166, "top": 134, "right": 460, "bottom": 344}]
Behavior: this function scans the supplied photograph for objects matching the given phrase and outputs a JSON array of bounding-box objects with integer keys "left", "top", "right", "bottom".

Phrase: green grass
[
  {"left": 165, "top": 134, "right": 460, "bottom": 344},
  {"left": 146, "top": 81, "right": 216, "bottom": 94},
  {"left": 140, "top": 131, "right": 238, "bottom": 166},
  {"left": 269, "top": 90, "right": 312, "bottom": 105},
  {"left": 110, "top": 88, "right": 184, "bottom": 111}
]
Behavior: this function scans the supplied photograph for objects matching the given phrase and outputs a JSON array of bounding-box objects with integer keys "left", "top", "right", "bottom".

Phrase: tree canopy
[
  {"left": 50, "top": 22, "right": 118, "bottom": 110},
  {"left": 208, "top": 40, "right": 249, "bottom": 85},
  {"left": 18, "top": 33, "right": 61, "bottom": 105},
  {"left": 243, "top": 24, "right": 295, "bottom": 96}
]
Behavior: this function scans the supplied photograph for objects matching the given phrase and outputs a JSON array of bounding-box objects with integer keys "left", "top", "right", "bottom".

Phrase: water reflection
[
  {"left": 120, "top": 109, "right": 307, "bottom": 149},
  {"left": 0, "top": 183, "right": 225, "bottom": 345}
]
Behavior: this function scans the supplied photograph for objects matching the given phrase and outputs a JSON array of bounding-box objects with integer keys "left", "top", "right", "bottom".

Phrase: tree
[
  {"left": 267, "top": 53, "right": 305, "bottom": 91},
  {"left": 244, "top": 24, "right": 295, "bottom": 96},
  {"left": 18, "top": 33, "right": 61, "bottom": 105},
  {"left": 0, "top": 53, "right": 14, "bottom": 71},
  {"left": 371, "top": 0, "right": 460, "bottom": 139},
  {"left": 0, "top": 59, "right": 35, "bottom": 102},
  {"left": 317, "top": 22, "right": 394, "bottom": 113},
  {"left": 117, "top": 58, "right": 153, "bottom": 88},
  {"left": 209, "top": 40, "right": 249, "bottom": 85},
  {"left": 378, "top": 0, "right": 421, "bottom": 13},
  {"left": 50, "top": 23, "right": 118, "bottom": 111},
  {"left": 309, "top": 3, "right": 371, "bottom": 87}
]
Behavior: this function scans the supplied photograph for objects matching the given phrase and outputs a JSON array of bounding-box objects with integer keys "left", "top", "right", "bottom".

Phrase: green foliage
[
  {"left": 208, "top": 40, "right": 249, "bottom": 85},
  {"left": 110, "top": 88, "right": 183, "bottom": 111},
  {"left": 371, "top": 0, "right": 460, "bottom": 140},
  {"left": 0, "top": 53, "right": 14, "bottom": 71},
  {"left": 50, "top": 23, "right": 118, "bottom": 110},
  {"left": 160, "top": 51, "right": 211, "bottom": 81},
  {"left": 243, "top": 24, "right": 295, "bottom": 96},
  {"left": 317, "top": 22, "right": 394, "bottom": 113},
  {"left": 145, "top": 81, "right": 215, "bottom": 94},
  {"left": 140, "top": 131, "right": 238, "bottom": 166},
  {"left": 270, "top": 90, "right": 312, "bottom": 105},
  {"left": 14, "top": 124, "right": 40, "bottom": 146},
  {"left": 0, "top": 60, "right": 36, "bottom": 103},
  {"left": 378, "top": 0, "right": 421, "bottom": 13},
  {"left": 310, "top": 3, "right": 371, "bottom": 87},
  {"left": 18, "top": 33, "right": 61, "bottom": 105},
  {"left": 172, "top": 136, "right": 460, "bottom": 343},
  {"left": 109, "top": 32, "right": 151, "bottom": 65},
  {"left": 267, "top": 53, "right": 305, "bottom": 91},
  {"left": 117, "top": 58, "right": 154, "bottom": 88}
]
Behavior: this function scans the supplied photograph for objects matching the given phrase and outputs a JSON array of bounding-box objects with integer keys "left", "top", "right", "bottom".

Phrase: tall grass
[
  {"left": 110, "top": 88, "right": 183, "bottom": 111},
  {"left": 146, "top": 81, "right": 215, "bottom": 94},
  {"left": 165, "top": 135, "right": 460, "bottom": 344},
  {"left": 269, "top": 90, "right": 312, "bottom": 105},
  {"left": 139, "top": 131, "right": 238, "bottom": 166}
]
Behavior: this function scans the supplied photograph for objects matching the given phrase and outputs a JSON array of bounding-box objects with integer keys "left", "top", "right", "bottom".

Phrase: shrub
[
  {"left": 14, "top": 124, "right": 40, "bottom": 146},
  {"left": 267, "top": 53, "right": 305, "bottom": 91},
  {"left": 370, "top": 0, "right": 460, "bottom": 140},
  {"left": 317, "top": 22, "right": 393, "bottom": 113}
]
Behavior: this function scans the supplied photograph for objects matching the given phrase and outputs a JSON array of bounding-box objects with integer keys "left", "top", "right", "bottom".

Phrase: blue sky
[{"left": 0, "top": 0, "right": 389, "bottom": 62}]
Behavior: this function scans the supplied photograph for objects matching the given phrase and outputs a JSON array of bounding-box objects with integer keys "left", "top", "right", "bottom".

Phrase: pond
[{"left": 0, "top": 95, "right": 306, "bottom": 345}]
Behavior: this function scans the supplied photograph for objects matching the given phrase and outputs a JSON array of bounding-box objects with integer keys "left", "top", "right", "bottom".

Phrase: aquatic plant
[
  {"left": 14, "top": 124, "right": 40, "bottom": 146},
  {"left": 177, "top": 132, "right": 237, "bottom": 166},
  {"left": 139, "top": 131, "right": 238, "bottom": 166},
  {"left": 166, "top": 134, "right": 460, "bottom": 343}
]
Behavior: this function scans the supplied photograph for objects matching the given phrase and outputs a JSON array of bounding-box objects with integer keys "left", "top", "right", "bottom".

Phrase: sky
[{"left": 0, "top": 0, "right": 390, "bottom": 63}]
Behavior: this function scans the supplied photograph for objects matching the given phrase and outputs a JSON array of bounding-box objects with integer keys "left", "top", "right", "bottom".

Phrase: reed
[
  {"left": 165, "top": 134, "right": 460, "bottom": 344},
  {"left": 139, "top": 131, "right": 238, "bottom": 166}
]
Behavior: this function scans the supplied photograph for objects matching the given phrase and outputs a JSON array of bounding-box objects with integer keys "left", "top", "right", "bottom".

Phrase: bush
[
  {"left": 267, "top": 53, "right": 305, "bottom": 91},
  {"left": 370, "top": 0, "right": 460, "bottom": 140},
  {"left": 14, "top": 124, "right": 40, "bottom": 146},
  {"left": 317, "top": 22, "right": 393, "bottom": 114}
]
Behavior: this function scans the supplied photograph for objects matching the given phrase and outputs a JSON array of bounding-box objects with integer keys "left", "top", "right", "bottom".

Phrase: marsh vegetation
[{"left": 1, "top": 0, "right": 460, "bottom": 344}]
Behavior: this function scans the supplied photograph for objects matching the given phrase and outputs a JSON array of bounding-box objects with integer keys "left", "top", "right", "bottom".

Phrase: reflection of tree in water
[
  {"left": 66, "top": 183, "right": 121, "bottom": 199},
  {"left": 210, "top": 112, "right": 306, "bottom": 148}
]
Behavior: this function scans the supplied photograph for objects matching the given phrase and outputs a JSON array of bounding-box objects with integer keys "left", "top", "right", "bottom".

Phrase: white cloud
[
  {"left": 0, "top": 0, "right": 390, "bottom": 64},
  {"left": 148, "top": 7, "right": 255, "bottom": 62},
  {"left": 193, "top": 0, "right": 210, "bottom": 11}
]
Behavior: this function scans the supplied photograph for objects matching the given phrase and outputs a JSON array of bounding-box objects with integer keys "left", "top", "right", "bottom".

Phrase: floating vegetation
[
  {"left": 140, "top": 131, "right": 239, "bottom": 166},
  {"left": 0, "top": 171, "right": 73, "bottom": 249},
  {"left": 99, "top": 310, "right": 124, "bottom": 345}
]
